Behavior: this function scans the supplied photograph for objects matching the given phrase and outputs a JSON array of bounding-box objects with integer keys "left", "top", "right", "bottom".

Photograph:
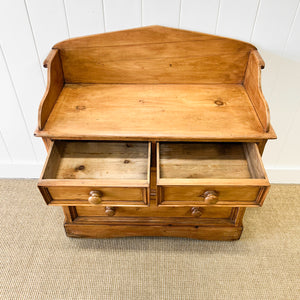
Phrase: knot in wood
[{"left": 214, "top": 100, "right": 224, "bottom": 106}]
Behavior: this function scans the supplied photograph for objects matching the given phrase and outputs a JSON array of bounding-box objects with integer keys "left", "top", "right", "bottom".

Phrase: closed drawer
[
  {"left": 76, "top": 205, "right": 233, "bottom": 219},
  {"left": 38, "top": 141, "right": 151, "bottom": 206},
  {"left": 74, "top": 205, "right": 238, "bottom": 226},
  {"left": 157, "top": 142, "right": 270, "bottom": 207}
]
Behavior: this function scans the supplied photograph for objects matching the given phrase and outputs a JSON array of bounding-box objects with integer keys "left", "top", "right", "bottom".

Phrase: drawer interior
[
  {"left": 158, "top": 142, "right": 267, "bottom": 181},
  {"left": 42, "top": 141, "right": 150, "bottom": 181}
]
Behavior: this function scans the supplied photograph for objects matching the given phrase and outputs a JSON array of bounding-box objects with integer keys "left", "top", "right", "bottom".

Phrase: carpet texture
[{"left": 0, "top": 180, "right": 299, "bottom": 300}]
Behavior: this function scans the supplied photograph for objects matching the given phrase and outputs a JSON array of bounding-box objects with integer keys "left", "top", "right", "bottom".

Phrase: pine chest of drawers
[{"left": 35, "top": 26, "right": 276, "bottom": 240}]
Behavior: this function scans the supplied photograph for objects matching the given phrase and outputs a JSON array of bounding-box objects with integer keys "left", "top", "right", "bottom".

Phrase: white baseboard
[
  {"left": 266, "top": 168, "right": 300, "bottom": 184},
  {"left": 0, "top": 163, "right": 299, "bottom": 183},
  {"left": 0, "top": 162, "right": 44, "bottom": 178}
]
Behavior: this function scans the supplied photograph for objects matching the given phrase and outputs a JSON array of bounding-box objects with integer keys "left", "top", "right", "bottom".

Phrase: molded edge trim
[
  {"left": 64, "top": 223, "right": 243, "bottom": 240},
  {"left": 53, "top": 25, "right": 257, "bottom": 51}
]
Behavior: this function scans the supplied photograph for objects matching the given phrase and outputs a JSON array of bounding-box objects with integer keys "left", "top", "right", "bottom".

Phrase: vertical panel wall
[{"left": 0, "top": 0, "right": 299, "bottom": 182}]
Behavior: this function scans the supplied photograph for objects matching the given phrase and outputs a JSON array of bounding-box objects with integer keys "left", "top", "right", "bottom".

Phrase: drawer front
[
  {"left": 76, "top": 205, "right": 232, "bottom": 219},
  {"left": 39, "top": 186, "right": 148, "bottom": 206},
  {"left": 38, "top": 141, "right": 151, "bottom": 207},
  {"left": 73, "top": 205, "right": 239, "bottom": 226},
  {"left": 157, "top": 185, "right": 269, "bottom": 207},
  {"left": 157, "top": 142, "right": 270, "bottom": 207}
]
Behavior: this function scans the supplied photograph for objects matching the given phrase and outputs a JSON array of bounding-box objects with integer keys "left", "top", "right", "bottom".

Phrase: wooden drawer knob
[
  {"left": 191, "top": 207, "right": 203, "bottom": 217},
  {"left": 88, "top": 190, "right": 102, "bottom": 205},
  {"left": 105, "top": 207, "right": 116, "bottom": 216},
  {"left": 203, "top": 190, "right": 218, "bottom": 204}
]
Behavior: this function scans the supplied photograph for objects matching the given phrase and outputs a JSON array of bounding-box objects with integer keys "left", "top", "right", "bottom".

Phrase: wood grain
[
  {"left": 35, "top": 26, "right": 275, "bottom": 240},
  {"left": 76, "top": 205, "right": 232, "bottom": 219},
  {"left": 38, "top": 141, "right": 151, "bottom": 206},
  {"left": 157, "top": 142, "right": 269, "bottom": 182},
  {"left": 243, "top": 143, "right": 268, "bottom": 179},
  {"left": 53, "top": 25, "right": 212, "bottom": 48},
  {"left": 157, "top": 186, "right": 268, "bottom": 207},
  {"left": 42, "top": 137, "right": 52, "bottom": 152},
  {"left": 73, "top": 216, "right": 233, "bottom": 226},
  {"left": 52, "top": 26, "right": 255, "bottom": 84},
  {"left": 42, "top": 141, "right": 149, "bottom": 180},
  {"left": 47, "top": 186, "right": 148, "bottom": 206},
  {"left": 159, "top": 142, "right": 252, "bottom": 179},
  {"left": 38, "top": 49, "right": 64, "bottom": 130},
  {"left": 244, "top": 50, "right": 270, "bottom": 132},
  {"left": 64, "top": 223, "right": 243, "bottom": 240},
  {"left": 58, "top": 40, "right": 253, "bottom": 84},
  {"left": 62, "top": 206, "right": 77, "bottom": 223},
  {"left": 36, "top": 83, "right": 276, "bottom": 140},
  {"left": 157, "top": 142, "right": 270, "bottom": 207}
]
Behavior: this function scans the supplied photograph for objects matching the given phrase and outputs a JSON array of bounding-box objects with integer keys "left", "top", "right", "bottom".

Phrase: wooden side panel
[
  {"left": 42, "top": 142, "right": 62, "bottom": 179},
  {"left": 244, "top": 50, "right": 270, "bottom": 132},
  {"left": 54, "top": 26, "right": 256, "bottom": 84},
  {"left": 231, "top": 207, "right": 246, "bottom": 226},
  {"left": 38, "top": 186, "right": 53, "bottom": 205},
  {"left": 42, "top": 138, "right": 52, "bottom": 152},
  {"left": 243, "top": 143, "right": 268, "bottom": 179},
  {"left": 62, "top": 206, "right": 78, "bottom": 223},
  {"left": 38, "top": 49, "right": 64, "bottom": 130}
]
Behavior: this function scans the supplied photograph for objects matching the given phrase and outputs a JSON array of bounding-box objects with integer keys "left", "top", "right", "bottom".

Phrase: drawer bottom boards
[{"left": 62, "top": 206, "right": 245, "bottom": 241}]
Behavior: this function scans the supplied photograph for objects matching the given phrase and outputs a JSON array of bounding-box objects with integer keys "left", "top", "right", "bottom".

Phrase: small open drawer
[
  {"left": 38, "top": 141, "right": 151, "bottom": 206},
  {"left": 157, "top": 142, "right": 270, "bottom": 207}
]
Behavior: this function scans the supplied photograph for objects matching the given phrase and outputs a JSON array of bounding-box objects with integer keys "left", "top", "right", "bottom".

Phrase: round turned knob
[
  {"left": 105, "top": 207, "right": 116, "bottom": 216},
  {"left": 203, "top": 190, "right": 218, "bottom": 204},
  {"left": 191, "top": 207, "right": 203, "bottom": 217},
  {"left": 88, "top": 190, "right": 102, "bottom": 205}
]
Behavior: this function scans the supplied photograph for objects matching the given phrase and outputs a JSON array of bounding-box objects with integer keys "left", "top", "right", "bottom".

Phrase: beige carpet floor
[{"left": 0, "top": 180, "right": 299, "bottom": 300}]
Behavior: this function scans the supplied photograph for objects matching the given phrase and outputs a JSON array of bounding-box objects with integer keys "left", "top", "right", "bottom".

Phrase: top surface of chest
[{"left": 35, "top": 26, "right": 276, "bottom": 142}]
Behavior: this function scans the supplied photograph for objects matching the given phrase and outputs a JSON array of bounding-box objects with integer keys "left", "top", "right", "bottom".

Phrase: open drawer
[
  {"left": 38, "top": 141, "right": 151, "bottom": 206},
  {"left": 157, "top": 142, "right": 270, "bottom": 207}
]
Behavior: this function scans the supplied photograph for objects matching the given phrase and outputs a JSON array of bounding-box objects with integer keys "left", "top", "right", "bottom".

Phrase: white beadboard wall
[{"left": 0, "top": 0, "right": 300, "bottom": 182}]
